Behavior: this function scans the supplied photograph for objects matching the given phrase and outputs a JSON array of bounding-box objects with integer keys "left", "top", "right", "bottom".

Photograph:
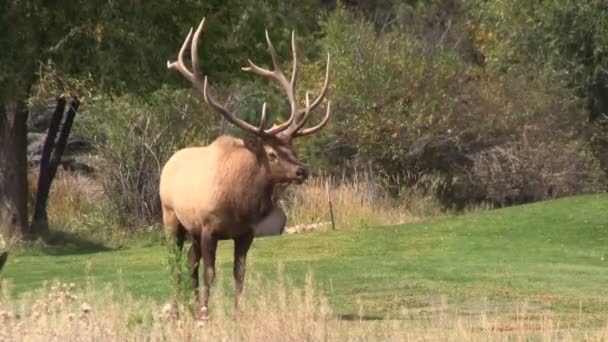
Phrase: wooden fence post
[{"left": 326, "top": 180, "right": 335, "bottom": 230}]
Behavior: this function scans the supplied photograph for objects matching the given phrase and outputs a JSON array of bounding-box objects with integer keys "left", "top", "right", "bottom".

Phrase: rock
[
  {"left": 27, "top": 132, "right": 47, "bottom": 156},
  {"left": 253, "top": 206, "right": 287, "bottom": 237},
  {"left": 285, "top": 221, "right": 331, "bottom": 234},
  {"left": 26, "top": 99, "right": 95, "bottom": 174},
  {"left": 28, "top": 101, "right": 57, "bottom": 133},
  {"left": 64, "top": 161, "right": 95, "bottom": 174},
  {"left": 27, "top": 133, "right": 93, "bottom": 157}
]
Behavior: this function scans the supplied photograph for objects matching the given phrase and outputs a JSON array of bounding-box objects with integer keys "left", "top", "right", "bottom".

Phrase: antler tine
[
  {"left": 265, "top": 30, "right": 299, "bottom": 135},
  {"left": 203, "top": 76, "right": 263, "bottom": 136},
  {"left": 282, "top": 91, "right": 312, "bottom": 136},
  {"left": 167, "top": 17, "right": 206, "bottom": 87},
  {"left": 289, "top": 30, "right": 298, "bottom": 113},
  {"left": 242, "top": 30, "right": 297, "bottom": 136},
  {"left": 169, "top": 17, "right": 269, "bottom": 138},
  {"left": 277, "top": 53, "right": 330, "bottom": 141},
  {"left": 294, "top": 101, "right": 331, "bottom": 138},
  {"left": 265, "top": 30, "right": 281, "bottom": 72},
  {"left": 167, "top": 27, "right": 195, "bottom": 82},
  {"left": 296, "top": 53, "right": 330, "bottom": 118},
  {"left": 191, "top": 17, "right": 206, "bottom": 78},
  {"left": 298, "top": 53, "right": 329, "bottom": 115},
  {"left": 259, "top": 102, "right": 268, "bottom": 134}
]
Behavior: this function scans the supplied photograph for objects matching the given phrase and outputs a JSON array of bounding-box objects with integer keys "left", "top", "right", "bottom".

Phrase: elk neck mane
[{"left": 212, "top": 135, "right": 275, "bottom": 222}]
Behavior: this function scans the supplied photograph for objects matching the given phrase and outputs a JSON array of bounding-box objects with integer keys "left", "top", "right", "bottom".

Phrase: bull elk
[{"left": 161, "top": 17, "right": 331, "bottom": 316}]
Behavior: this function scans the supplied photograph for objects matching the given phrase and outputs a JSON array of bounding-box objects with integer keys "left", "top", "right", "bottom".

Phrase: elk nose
[{"left": 296, "top": 166, "right": 308, "bottom": 180}]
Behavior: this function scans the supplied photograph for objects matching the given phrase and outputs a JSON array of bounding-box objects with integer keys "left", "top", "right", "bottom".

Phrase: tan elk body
[
  {"left": 160, "top": 17, "right": 330, "bottom": 316},
  {"left": 161, "top": 136, "right": 295, "bottom": 239}
]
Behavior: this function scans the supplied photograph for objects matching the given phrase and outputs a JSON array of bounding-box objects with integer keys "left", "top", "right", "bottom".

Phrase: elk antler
[
  {"left": 167, "top": 17, "right": 331, "bottom": 142},
  {"left": 167, "top": 18, "right": 268, "bottom": 137},
  {"left": 243, "top": 30, "right": 331, "bottom": 143},
  {"left": 277, "top": 54, "right": 331, "bottom": 142}
]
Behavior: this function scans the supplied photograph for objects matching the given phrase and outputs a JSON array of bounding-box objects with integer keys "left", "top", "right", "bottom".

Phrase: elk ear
[{"left": 244, "top": 135, "right": 265, "bottom": 157}]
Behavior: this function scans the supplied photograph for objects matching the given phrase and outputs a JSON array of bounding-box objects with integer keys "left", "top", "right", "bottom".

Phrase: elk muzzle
[{"left": 295, "top": 165, "right": 309, "bottom": 184}]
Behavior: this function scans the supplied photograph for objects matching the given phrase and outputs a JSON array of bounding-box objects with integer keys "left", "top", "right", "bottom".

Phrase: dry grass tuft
[
  {"left": 282, "top": 172, "right": 441, "bottom": 231},
  {"left": 1, "top": 271, "right": 606, "bottom": 341},
  {"left": 27, "top": 169, "right": 110, "bottom": 232},
  {"left": 27, "top": 169, "right": 441, "bottom": 237}
]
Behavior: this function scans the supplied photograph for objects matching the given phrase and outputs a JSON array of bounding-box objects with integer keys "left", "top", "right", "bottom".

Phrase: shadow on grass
[{"left": 31, "top": 230, "right": 113, "bottom": 256}]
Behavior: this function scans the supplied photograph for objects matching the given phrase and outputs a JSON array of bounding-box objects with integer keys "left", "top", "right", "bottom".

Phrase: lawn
[{"left": 2, "top": 194, "right": 607, "bottom": 323}]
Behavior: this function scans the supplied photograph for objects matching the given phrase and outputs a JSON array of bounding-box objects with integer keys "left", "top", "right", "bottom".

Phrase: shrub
[
  {"left": 281, "top": 171, "right": 437, "bottom": 231},
  {"left": 316, "top": 6, "right": 464, "bottom": 177},
  {"left": 311, "top": 5, "right": 604, "bottom": 208},
  {"left": 81, "top": 86, "right": 220, "bottom": 227},
  {"left": 453, "top": 68, "right": 604, "bottom": 206}
]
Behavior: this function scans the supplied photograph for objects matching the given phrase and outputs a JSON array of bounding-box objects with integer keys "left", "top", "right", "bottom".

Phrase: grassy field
[{"left": 2, "top": 194, "right": 607, "bottom": 335}]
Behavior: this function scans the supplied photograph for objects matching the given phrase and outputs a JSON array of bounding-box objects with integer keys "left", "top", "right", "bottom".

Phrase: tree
[
  {"left": 0, "top": 1, "right": 38, "bottom": 239},
  {"left": 0, "top": 103, "right": 30, "bottom": 239}
]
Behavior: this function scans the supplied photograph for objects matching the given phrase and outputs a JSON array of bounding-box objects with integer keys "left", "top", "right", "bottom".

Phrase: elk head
[{"left": 166, "top": 18, "right": 331, "bottom": 186}]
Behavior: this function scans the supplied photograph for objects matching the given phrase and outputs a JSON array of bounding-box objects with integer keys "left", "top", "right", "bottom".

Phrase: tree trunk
[
  {"left": 31, "top": 97, "right": 80, "bottom": 234},
  {"left": 49, "top": 99, "right": 79, "bottom": 181},
  {"left": 0, "top": 100, "right": 30, "bottom": 240},
  {"left": 31, "top": 98, "right": 66, "bottom": 235}
]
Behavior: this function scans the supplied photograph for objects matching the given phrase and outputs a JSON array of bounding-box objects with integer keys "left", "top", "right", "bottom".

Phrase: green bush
[
  {"left": 307, "top": 5, "right": 605, "bottom": 208},
  {"left": 467, "top": 0, "right": 608, "bottom": 179},
  {"left": 467, "top": 0, "right": 608, "bottom": 120},
  {"left": 316, "top": 6, "right": 464, "bottom": 176}
]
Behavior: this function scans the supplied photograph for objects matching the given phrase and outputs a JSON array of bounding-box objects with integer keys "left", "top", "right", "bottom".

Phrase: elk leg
[
  {"left": 162, "top": 206, "right": 185, "bottom": 284},
  {"left": 200, "top": 233, "right": 218, "bottom": 317},
  {"left": 172, "top": 225, "right": 186, "bottom": 287},
  {"left": 188, "top": 238, "right": 202, "bottom": 303},
  {"left": 233, "top": 231, "right": 254, "bottom": 312}
]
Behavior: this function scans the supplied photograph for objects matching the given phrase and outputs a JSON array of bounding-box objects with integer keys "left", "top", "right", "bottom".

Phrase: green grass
[{"left": 2, "top": 194, "right": 607, "bottom": 322}]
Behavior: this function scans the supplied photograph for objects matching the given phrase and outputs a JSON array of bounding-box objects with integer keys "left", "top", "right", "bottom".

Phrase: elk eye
[{"left": 268, "top": 151, "right": 278, "bottom": 162}]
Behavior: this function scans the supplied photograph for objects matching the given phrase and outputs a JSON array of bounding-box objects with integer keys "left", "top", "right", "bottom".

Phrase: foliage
[
  {"left": 444, "top": 67, "right": 604, "bottom": 207},
  {"left": 2, "top": 0, "right": 326, "bottom": 99},
  {"left": 0, "top": 0, "right": 40, "bottom": 100},
  {"left": 2, "top": 0, "right": 607, "bottom": 230},
  {"left": 468, "top": 0, "right": 608, "bottom": 117},
  {"left": 308, "top": 5, "right": 605, "bottom": 207},
  {"left": 316, "top": 6, "right": 464, "bottom": 176},
  {"left": 467, "top": 0, "right": 608, "bottom": 179}
]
